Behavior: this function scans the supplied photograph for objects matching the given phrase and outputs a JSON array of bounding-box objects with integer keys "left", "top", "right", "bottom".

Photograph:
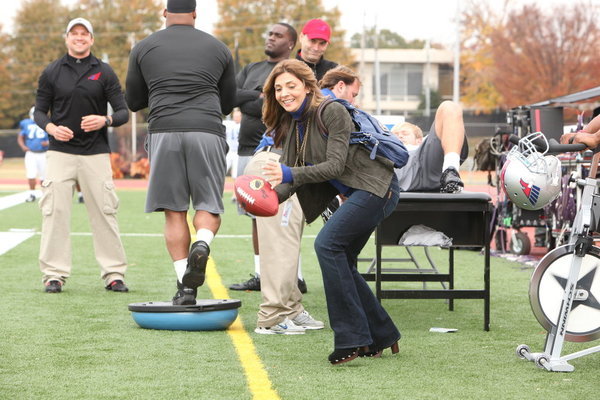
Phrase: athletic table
[{"left": 361, "top": 191, "right": 493, "bottom": 331}]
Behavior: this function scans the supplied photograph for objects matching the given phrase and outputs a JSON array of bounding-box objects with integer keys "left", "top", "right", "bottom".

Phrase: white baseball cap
[{"left": 66, "top": 18, "right": 93, "bottom": 36}]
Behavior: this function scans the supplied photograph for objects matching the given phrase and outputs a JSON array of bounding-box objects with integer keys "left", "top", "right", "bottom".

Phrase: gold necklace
[{"left": 294, "top": 117, "right": 311, "bottom": 167}]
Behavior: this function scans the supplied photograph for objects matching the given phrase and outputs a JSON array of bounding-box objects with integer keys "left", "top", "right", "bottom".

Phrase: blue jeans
[{"left": 315, "top": 175, "right": 401, "bottom": 349}]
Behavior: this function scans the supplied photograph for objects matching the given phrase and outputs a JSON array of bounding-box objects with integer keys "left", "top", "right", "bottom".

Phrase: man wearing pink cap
[{"left": 296, "top": 18, "right": 338, "bottom": 80}]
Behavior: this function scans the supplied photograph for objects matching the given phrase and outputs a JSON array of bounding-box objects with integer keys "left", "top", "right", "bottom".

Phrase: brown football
[{"left": 234, "top": 175, "right": 279, "bottom": 217}]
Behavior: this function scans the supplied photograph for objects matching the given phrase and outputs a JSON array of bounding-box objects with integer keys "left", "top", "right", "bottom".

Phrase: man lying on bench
[{"left": 319, "top": 66, "right": 468, "bottom": 194}]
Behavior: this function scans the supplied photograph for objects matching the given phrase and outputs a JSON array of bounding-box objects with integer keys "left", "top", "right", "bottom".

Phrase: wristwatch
[{"left": 105, "top": 116, "right": 111, "bottom": 127}]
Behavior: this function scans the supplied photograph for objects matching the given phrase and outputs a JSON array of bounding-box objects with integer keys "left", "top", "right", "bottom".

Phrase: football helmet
[{"left": 500, "top": 132, "right": 562, "bottom": 210}]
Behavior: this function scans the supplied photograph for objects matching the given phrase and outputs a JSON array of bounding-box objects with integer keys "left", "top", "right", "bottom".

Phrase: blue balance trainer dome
[{"left": 128, "top": 299, "right": 241, "bottom": 331}]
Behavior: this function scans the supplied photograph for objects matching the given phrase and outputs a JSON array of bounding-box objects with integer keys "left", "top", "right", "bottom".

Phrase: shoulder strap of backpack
[{"left": 315, "top": 98, "right": 336, "bottom": 137}]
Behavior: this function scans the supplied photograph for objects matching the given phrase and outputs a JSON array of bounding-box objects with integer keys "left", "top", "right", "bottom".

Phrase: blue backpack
[{"left": 316, "top": 98, "right": 409, "bottom": 169}]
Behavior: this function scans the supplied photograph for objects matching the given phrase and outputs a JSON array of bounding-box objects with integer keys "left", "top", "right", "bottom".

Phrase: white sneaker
[
  {"left": 292, "top": 310, "right": 325, "bottom": 330},
  {"left": 254, "top": 317, "right": 305, "bottom": 335}
]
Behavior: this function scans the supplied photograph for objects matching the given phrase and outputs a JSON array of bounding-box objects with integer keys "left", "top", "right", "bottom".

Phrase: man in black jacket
[
  {"left": 34, "top": 17, "right": 129, "bottom": 294},
  {"left": 125, "top": 0, "right": 236, "bottom": 305},
  {"left": 295, "top": 19, "right": 337, "bottom": 80},
  {"left": 235, "top": 23, "right": 297, "bottom": 159},
  {"left": 230, "top": 22, "right": 298, "bottom": 292}
]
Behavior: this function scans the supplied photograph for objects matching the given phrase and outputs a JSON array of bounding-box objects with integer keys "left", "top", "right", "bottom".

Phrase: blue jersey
[{"left": 19, "top": 118, "right": 48, "bottom": 152}]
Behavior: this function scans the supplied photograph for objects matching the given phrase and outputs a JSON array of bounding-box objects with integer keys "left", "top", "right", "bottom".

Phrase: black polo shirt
[{"left": 34, "top": 53, "right": 128, "bottom": 155}]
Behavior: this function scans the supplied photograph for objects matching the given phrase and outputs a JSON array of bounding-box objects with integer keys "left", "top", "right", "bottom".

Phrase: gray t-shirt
[{"left": 126, "top": 25, "right": 236, "bottom": 137}]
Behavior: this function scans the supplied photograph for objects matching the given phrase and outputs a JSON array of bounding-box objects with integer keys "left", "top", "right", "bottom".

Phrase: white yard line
[
  {"left": 35, "top": 232, "right": 317, "bottom": 238},
  {"left": 0, "top": 231, "right": 315, "bottom": 259},
  {"left": 0, "top": 190, "right": 41, "bottom": 211},
  {"left": 0, "top": 229, "right": 35, "bottom": 255},
  {"left": 0, "top": 231, "right": 316, "bottom": 241}
]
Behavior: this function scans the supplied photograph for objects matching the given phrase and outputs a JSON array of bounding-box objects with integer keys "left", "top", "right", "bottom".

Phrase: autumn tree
[
  {"left": 73, "top": 0, "right": 164, "bottom": 86},
  {"left": 489, "top": 3, "right": 600, "bottom": 108},
  {"left": 460, "top": 1, "right": 600, "bottom": 111},
  {"left": 0, "top": 27, "right": 13, "bottom": 127},
  {"left": 214, "top": 0, "right": 353, "bottom": 70},
  {"left": 459, "top": 0, "right": 505, "bottom": 112},
  {"left": 8, "top": 0, "right": 70, "bottom": 126},
  {"left": 2, "top": 0, "right": 162, "bottom": 128},
  {"left": 350, "top": 28, "right": 426, "bottom": 49}
]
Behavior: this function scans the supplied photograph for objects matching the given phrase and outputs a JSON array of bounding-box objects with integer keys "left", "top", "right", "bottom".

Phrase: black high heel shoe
[
  {"left": 358, "top": 341, "right": 400, "bottom": 358},
  {"left": 328, "top": 347, "right": 360, "bottom": 365}
]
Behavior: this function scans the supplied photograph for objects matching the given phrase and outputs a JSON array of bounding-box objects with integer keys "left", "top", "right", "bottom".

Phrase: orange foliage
[
  {"left": 110, "top": 153, "right": 149, "bottom": 179},
  {"left": 130, "top": 158, "right": 150, "bottom": 179},
  {"left": 490, "top": 4, "right": 600, "bottom": 108},
  {"left": 110, "top": 153, "right": 125, "bottom": 179},
  {"left": 461, "top": 1, "right": 600, "bottom": 110},
  {"left": 460, "top": 1, "right": 505, "bottom": 112}
]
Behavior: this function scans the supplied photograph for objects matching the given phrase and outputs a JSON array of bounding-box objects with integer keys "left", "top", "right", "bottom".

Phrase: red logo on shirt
[{"left": 88, "top": 72, "right": 102, "bottom": 81}]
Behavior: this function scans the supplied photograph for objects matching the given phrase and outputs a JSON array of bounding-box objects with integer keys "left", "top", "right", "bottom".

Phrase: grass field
[{"left": 0, "top": 178, "right": 598, "bottom": 399}]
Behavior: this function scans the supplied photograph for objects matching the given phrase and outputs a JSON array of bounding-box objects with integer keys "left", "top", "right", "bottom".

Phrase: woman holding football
[{"left": 261, "top": 59, "right": 401, "bottom": 365}]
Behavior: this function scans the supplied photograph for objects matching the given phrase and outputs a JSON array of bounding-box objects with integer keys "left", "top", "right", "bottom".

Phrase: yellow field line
[
  {"left": 205, "top": 260, "right": 280, "bottom": 400},
  {"left": 187, "top": 219, "right": 279, "bottom": 400}
]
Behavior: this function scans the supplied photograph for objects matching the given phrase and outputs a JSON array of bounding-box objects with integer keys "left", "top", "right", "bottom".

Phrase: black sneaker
[
  {"left": 298, "top": 278, "right": 308, "bottom": 294},
  {"left": 44, "top": 280, "right": 62, "bottom": 293},
  {"left": 229, "top": 274, "right": 261, "bottom": 291},
  {"left": 26, "top": 194, "right": 36, "bottom": 203},
  {"left": 172, "top": 282, "right": 197, "bottom": 305},
  {"left": 78, "top": 194, "right": 84, "bottom": 204},
  {"left": 105, "top": 279, "right": 129, "bottom": 292},
  {"left": 440, "top": 167, "right": 464, "bottom": 193},
  {"left": 182, "top": 241, "right": 210, "bottom": 289}
]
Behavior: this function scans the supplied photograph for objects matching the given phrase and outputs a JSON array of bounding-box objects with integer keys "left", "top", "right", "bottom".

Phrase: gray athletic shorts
[
  {"left": 145, "top": 132, "right": 227, "bottom": 213},
  {"left": 237, "top": 155, "right": 253, "bottom": 178},
  {"left": 396, "top": 123, "right": 469, "bottom": 192}
]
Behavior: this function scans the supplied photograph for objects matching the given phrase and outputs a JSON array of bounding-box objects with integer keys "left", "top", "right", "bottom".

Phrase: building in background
[
  {"left": 352, "top": 47, "right": 506, "bottom": 137},
  {"left": 351, "top": 48, "right": 453, "bottom": 115}
]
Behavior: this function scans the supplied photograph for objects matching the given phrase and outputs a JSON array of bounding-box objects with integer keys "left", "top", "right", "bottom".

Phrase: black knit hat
[{"left": 167, "top": 0, "right": 196, "bottom": 13}]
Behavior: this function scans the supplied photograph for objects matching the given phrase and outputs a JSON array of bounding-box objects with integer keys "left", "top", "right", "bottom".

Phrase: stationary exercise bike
[{"left": 507, "top": 134, "right": 600, "bottom": 372}]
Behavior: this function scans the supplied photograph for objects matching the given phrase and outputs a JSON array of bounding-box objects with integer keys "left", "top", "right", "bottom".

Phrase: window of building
[
  {"left": 438, "top": 64, "right": 454, "bottom": 98},
  {"left": 374, "top": 63, "right": 423, "bottom": 101}
]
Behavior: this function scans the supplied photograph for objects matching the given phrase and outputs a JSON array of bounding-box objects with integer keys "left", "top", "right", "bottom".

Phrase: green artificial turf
[{"left": 0, "top": 190, "right": 598, "bottom": 399}]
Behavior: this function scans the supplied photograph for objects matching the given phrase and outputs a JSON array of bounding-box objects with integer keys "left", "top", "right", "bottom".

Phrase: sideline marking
[
  {"left": 0, "top": 191, "right": 41, "bottom": 211},
  {"left": 0, "top": 230, "right": 35, "bottom": 255},
  {"left": 205, "top": 260, "right": 280, "bottom": 400},
  {"left": 187, "top": 219, "right": 279, "bottom": 400}
]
